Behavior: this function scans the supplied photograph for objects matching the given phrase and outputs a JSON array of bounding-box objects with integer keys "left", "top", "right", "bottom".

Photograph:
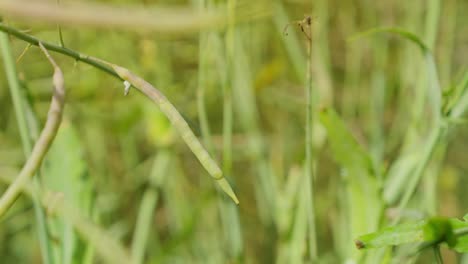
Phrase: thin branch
[
  {"left": 0, "top": 22, "right": 239, "bottom": 204},
  {"left": 0, "top": 22, "right": 118, "bottom": 78},
  {"left": 0, "top": 42, "right": 65, "bottom": 217}
]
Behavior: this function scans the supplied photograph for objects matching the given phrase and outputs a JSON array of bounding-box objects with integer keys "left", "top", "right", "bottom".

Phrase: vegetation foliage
[{"left": 0, "top": 0, "right": 467, "bottom": 263}]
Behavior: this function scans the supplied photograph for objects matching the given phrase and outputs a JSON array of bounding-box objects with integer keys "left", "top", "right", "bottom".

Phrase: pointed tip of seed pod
[{"left": 217, "top": 178, "right": 239, "bottom": 205}]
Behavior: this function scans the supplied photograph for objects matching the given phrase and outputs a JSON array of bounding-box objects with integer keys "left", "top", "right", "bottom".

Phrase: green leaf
[
  {"left": 452, "top": 235, "right": 468, "bottom": 253},
  {"left": 355, "top": 221, "right": 426, "bottom": 249},
  {"left": 449, "top": 218, "right": 468, "bottom": 253},
  {"left": 349, "top": 27, "right": 429, "bottom": 54},
  {"left": 319, "top": 108, "right": 374, "bottom": 176},
  {"left": 349, "top": 27, "right": 441, "bottom": 114},
  {"left": 352, "top": 27, "right": 445, "bottom": 209},
  {"left": 319, "top": 108, "right": 382, "bottom": 243},
  {"left": 355, "top": 216, "right": 468, "bottom": 252},
  {"left": 383, "top": 153, "right": 418, "bottom": 204},
  {"left": 42, "top": 121, "right": 94, "bottom": 264},
  {"left": 423, "top": 218, "right": 456, "bottom": 247}
]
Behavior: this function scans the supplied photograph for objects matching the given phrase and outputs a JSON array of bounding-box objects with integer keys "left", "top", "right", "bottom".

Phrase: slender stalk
[
  {"left": 131, "top": 150, "right": 171, "bottom": 264},
  {"left": 369, "top": 38, "right": 388, "bottom": 175},
  {"left": 0, "top": 42, "right": 66, "bottom": 218},
  {"left": 131, "top": 188, "right": 158, "bottom": 264},
  {"left": 230, "top": 28, "right": 277, "bottom": 261},
  {"left": 0, "top": 23, "right": 117, "bottom": 78},
  {"left": 0, "top": 34, "right": 30, "bottom": 151},
  {"left": 0, "top": 33, "right": 54, "bottom": 263},
  {"left": 304, "top": 17, "right": 317, "bottom": 260},
  {"left": 449, "top": 73, "right": 468, "bottom": 119},
  {"left": 433, "top": 245, "right": 443, "bottom": 264},
  {"left": 196, "top": 0, "right": 243, "bottom": 259},
  {"left": 224, "top": 0, "right": 235, "bottom": 185},
  {"left": 395, "top": 126, "right": 443, "bottom": 223},
  {"left": 424, "top": 0, "right": 441, "bottom": 49},
  {"left": 196, "top": 0, "right": 215, "bottom": 154},
  {"left": 221, "top": 0, "right": 243, "bottom": 259}
]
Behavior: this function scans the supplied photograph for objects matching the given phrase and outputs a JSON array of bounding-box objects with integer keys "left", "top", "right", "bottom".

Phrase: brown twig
[{"left": 0, "top": 42, "right": 65, "bottom": 217}]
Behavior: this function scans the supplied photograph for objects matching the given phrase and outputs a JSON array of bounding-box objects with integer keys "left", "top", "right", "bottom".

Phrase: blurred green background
[{"left": 0, "top": 0, "right": 467, "bottom": 263}]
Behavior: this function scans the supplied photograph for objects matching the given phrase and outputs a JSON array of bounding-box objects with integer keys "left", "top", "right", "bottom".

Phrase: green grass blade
[
  {"left": 349, "top": 27, "right": 429, "bottom": 53},
  {"left": 350, "top": 27, "right": 446, "bottom": 211},
  {"left": 0, "top": 32, "right": 54, "bottom": 264},
  {"left": 131, "top": 150, "right": 171, "bottom": 264},
  {"left": 449, "top": 72, "right": 468, "bottom": 119},
  {"left": 319, "top": 107, "right": 382, "bottom": 259},
  {"left": 319, "top": 108, "right": 374, "bottom": 175},
  {"left": 355, "top": 221, "right": 426, "bottom": 249},
  {"left": 42, "top": 121, "right": 94, "bottom": 264},
  {"left": 350, "top": 27, "right": 441, "bottom": 116},
  {"left": 356, "top": 216, "right": 468, "bottom": 253}
]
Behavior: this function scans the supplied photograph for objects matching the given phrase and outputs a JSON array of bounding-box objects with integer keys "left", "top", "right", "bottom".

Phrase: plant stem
[
  {"left": 0, "top": 23, "right": 117, "bottom": 78},
  {"left": 131, "top": 150, "right": 170, "bottom": 264},
  {"left": 196, "top": 0, "right": 216, "bottom": 156},
  {"left": 395, "top": 125, "right": 444, "bottom": 223},
  {"left": 0, "top": 32, "right": 54, "bottom": 264},
  {"left": 197, "top": 0, "right": 243, "bottom": 258},
  {"left": 304, "top": 17, "right": 317, "bottom": 260},
  {"left": 221, "top": 0, "right": 243, "bottom": 259},
  {"left": 0, "top": 42, "right": 66, "bottom": 219},
  {"left": 433, "top": 245, "right": 443, "bottom": 264},
  {"left": 224, "top": 0, "right": 235, "bottom": 188},
  {"left": 131, "top": 188, "right": 158, "bottom": 264}
]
